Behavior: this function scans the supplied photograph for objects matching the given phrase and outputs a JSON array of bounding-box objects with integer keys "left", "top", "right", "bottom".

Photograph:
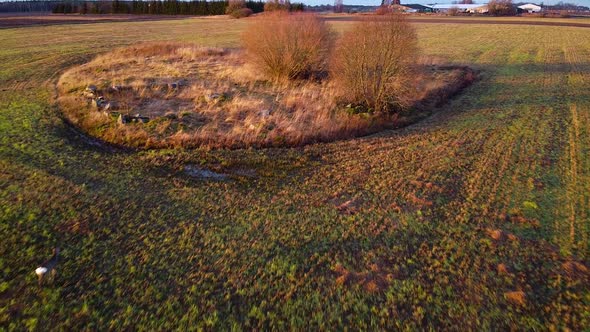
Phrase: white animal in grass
[{"left": 35, "top": 248, "right": 60, "bottom": 287}]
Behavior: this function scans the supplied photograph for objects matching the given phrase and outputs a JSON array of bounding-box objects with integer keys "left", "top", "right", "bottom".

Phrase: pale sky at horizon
[{"left": 305, "top": 0, "right": 590, "bottom": 6}]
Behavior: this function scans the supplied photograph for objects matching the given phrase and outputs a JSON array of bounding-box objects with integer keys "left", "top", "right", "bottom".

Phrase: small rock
[
  {"left": 205, "top": 93, "right": 221, "bottom": 102},
  {"left": 118, "top": 114, "right": 130, "bottom": 125},
  {"left": 184, "top": 165, "right": 227, "bottom": 180},
  {"left": 95, "top": 96, "right": 106, "bottom": 108},
  {"left": 86, "top": 85, "right": 97, "bottom": 93},
  {"left": 260, "top": 109, "right": 271, "bottom": 118},
  {"left": 168, "top": 82, "right": 179, "bottom": 90},
  {"left": 108, "top": 85, "right": 123, "bottom": 93},
  {"left": 164, "top": 112, "right": 178, "bottom": 120},
  {"left": 129, "top": 114, "right": 149, "bottom": 123}
]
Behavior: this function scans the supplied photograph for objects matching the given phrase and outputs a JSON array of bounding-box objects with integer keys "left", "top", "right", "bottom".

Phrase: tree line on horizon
[
  {"left": 52, "top": 0, "right": 264, "bottom": 15},
  {"left": 0, "top": 0, "right": 304, "bottom": 15}
]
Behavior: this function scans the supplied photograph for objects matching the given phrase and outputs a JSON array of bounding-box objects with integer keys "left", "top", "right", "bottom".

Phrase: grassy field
[{"left": 1, "top": 16, "right": 589, "bottom": 329}]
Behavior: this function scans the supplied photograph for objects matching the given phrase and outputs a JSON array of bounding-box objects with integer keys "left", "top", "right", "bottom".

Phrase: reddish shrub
[
  {"left": 264, "top": 0, "right": 289, "bottom": 12},
  {"left": 242, "top": 12, "right": 334, "bottom": 82},
  {"left": 226, "top": 0, "right": 245, "bottom": 14},
  {"left": 230, "top": 7, "right": 253, "bottom": 18},
  {"left": 488, "top": 0, "right": 516, "bottom": 16},
  {"left": 331, "top": 14, "right": 418, "bottom": 113}
]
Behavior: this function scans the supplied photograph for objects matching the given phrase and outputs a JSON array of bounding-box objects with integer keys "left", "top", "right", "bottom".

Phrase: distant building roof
[
  {"left": 403, "top": 3, "right": 433, "bottom": 10},
  {"left": 518, "top": 3, "right": 542, "bottom": 9},
  {"left": 429, "top": 4, "right": 488, "bottom": 9}
]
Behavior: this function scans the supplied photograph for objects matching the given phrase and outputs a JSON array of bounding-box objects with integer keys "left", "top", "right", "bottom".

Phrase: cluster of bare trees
[
  {"left": 0, "top": 1, "right": 60, "bottom": 13},
  {"left": 244, "top": 13, "right": 418, "bottom": 113},
  {"left": 49, "top": 0, "right": 265, "bottom": 15},
  {"left": 487, "top": 0, "right": 516, "bottom": 16}
]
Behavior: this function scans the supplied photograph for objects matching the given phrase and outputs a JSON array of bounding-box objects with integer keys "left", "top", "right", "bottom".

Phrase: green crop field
[{"left": 1, "top": 16, "right": 589, "bottom": 330}]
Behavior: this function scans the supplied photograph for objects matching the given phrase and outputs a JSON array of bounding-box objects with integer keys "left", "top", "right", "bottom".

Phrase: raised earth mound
[{"left": 57, "top": 43, "right": 476, "bottom": 149}]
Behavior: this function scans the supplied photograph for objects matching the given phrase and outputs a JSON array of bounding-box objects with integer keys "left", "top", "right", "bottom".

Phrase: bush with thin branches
[
  {"left": 488, "top": 0, "right": 516, "bottom": 16},
  {"left": 226, "top": 0, "right": 245, "bottom": 14},
  {"left": 264, "top": 0, "right": 289, "bottom": 12},
  {"left": 242, "top": 12, "right": 334, "bottom": 82},
  {"left": 447, "top": 6, "right": 461, "bottom": 15},
  {"left": 374, "top": 5, "right": 391, "bottom": 15},
  {"left": 330, "top": 14, "right": 418, "bottom": 113},
  {"left": 230, "top": 7, "right": 253, "bottom": 17},
  {"left": 226, "top": 0, "right": 254, "bottom": 17}
]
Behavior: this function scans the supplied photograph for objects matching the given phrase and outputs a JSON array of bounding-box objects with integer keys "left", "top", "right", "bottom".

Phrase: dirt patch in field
[{"left": 57, "top": 42, "right": 476, "bottom": 149}]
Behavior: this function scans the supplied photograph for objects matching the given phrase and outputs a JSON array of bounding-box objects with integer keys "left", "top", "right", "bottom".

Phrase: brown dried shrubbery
[
  {"left": 226, "top": 0, "right": 253, "bottom": 18},
  {"left": 242, "top": 12, "right": 335, "bottom": 82},
  {"left": 331, "top": 14, "right": 418, "bottom": 113}
]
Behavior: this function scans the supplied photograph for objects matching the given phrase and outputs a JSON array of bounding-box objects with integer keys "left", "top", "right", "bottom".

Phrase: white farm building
[
  {"left": 518, "top": 3, "right": 543, "bottom": 12},
  {"left": 429, "top": 3, "right": 489, "bottom": 13}
]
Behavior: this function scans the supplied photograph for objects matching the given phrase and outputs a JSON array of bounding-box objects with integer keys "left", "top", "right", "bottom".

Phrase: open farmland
[{"left": 1, "top": 16, "right": 589, "bottom": 329}]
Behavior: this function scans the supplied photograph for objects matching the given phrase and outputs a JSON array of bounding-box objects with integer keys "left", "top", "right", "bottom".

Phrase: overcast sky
[{"left": 305, "top": 0, "right": 590, "bottom": 6}]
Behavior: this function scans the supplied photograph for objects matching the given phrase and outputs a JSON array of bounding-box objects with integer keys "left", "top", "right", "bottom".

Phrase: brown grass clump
[
  {"left": 497, "top": 263, "right": 509, "bottom": 275},
  {"left": 332, "top": 263, "right": 392, "bottom": 293},
  {"left": 562, "top": 261, "right": 589, "bottom": 280},
  {"left": 331, "top": 14, "right": 418, "bottom": 113},
  {"left": 485, "top": 228, "right": 504, "bottom": 241},
  {"left": 242, "top": 12, "right": 334, "bottom": 82},
  {"left": 504, "top": 290, "right": 526, "bottom": 306}
]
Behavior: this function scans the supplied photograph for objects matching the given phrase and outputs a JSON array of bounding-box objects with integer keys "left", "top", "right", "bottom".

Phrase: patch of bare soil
[{"left": 57, "top": 42, "right": 476, "bottom": 149}]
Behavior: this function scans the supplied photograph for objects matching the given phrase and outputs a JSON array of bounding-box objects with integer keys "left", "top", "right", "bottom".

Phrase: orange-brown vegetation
[
  {"left": 504, "top": 290, "right": 526, "bottom": 306},
  {"left": 242, "top": 13, "right": 334, "bottom": 82},
  {"left": 57, "top": 41, "right": 472, "bottom": 149},
  {"left": 332, "top": 263, "right": 393, "bottom": 293},
  {"left": 57, "top": 14, "right": 474, "bottom": 149},
  {"left": 497, "top": 263, "right": 510, "bottom": 275},
  {"left": 263, "top": 0, "right": 290, "bottom": 12},
  {"left": 486, "top": 228, "right": 504, "bottom": 241},
  {"left": 226, "top": 0, "right": 253, "bottom": 18},
  {"left": 562, "top": 261, "right": 589, "bottom": 280},
  {"left": 331, "top": 14, "right": 418, "bottom": 113}
]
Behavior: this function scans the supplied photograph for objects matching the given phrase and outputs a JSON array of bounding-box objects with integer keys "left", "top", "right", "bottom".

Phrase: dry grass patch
[{"left": 57, "top": 42, "right": 474, "bottom": 149}]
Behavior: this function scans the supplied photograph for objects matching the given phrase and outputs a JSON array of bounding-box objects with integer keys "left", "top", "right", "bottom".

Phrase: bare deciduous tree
[{"left": 331, "top": 14, "right": 418, "bottom": 113}]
